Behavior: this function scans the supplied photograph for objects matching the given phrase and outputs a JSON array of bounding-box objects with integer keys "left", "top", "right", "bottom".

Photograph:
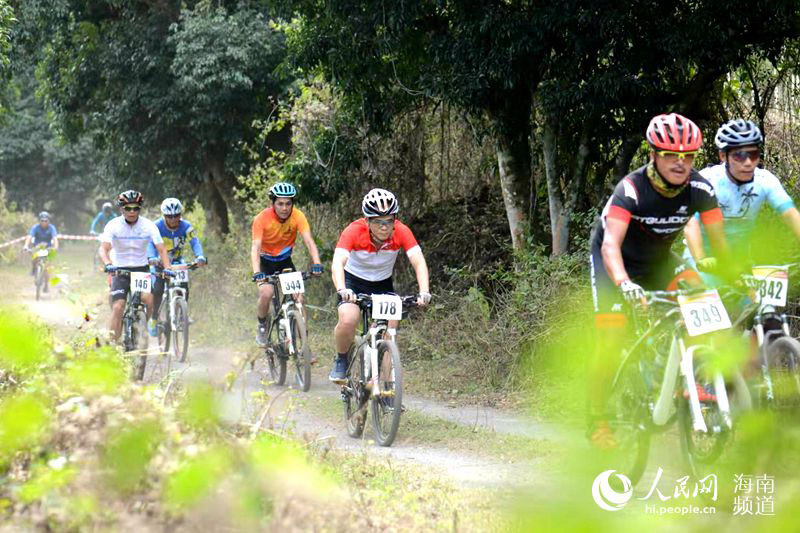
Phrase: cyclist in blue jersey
[
  {"left": 146, "top": 197, "right": 207, "bottom": 336},
  {"left": 684, "top": 119, "right": 800, "bottom": 271},
  {"left": 90, "top": 202, "right": 118, "bottom": 235},
  {"left": 23, "top": 211, "right": 59, "bottom": 278}
]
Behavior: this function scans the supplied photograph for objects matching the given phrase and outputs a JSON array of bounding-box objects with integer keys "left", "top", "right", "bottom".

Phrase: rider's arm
[
  {"left": 90, "top": 213, "right": 102, "bottom": 234},
  {"left": 407, "top": 249, "right": 430, "bottom": 294},
  {"left": 600, "top": 217, "right": 632, "bottom": 286},
  {"left": 146, "top": 240, "right": 158, "bottom": 264},
  {"left": 99, "top": 242, "right": 112, "bottom": 265},
  {"left": 702, "top": 216, "right": 735, "bottom": 279},
  {"left": 51, "top": 235, "right": 59, "bottom": 251},
  {"left": 188, "top": 232, "right": 205, "bottom": 261},
  {"left": 251, "top": 238, "right": 262, "bottom": 274},
  {"left": 684, "top": 215, "right": 705, "bottom": 260},
  {"left": 299, "top": 230, "right": 322, "bottom": 265},
  {"left": 331, "top": 248, "right": 349, "bottom": 291},
  {"left": 154, "top": 243, "right": 172, "bottom": 270},
  {"left": 780, "top": 207, "right": 800, "bottom": 242}
]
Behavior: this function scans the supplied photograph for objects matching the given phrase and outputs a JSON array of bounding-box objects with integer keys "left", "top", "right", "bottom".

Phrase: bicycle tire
[
  {"left": 288, "top": 311, "right": 311, "bottom": 392},
  {"left": 34, "top": 262, "right": 43, "bottom": 300},
  {"left": 157, "top": 300, "right": 171, "bottom": 354},
  {"left": 766, "top": 336, "right": 800, "bottom": 409},
  {"left": 371, "top": 340, "right": 403, "bottom": 447},
  {"left": 173, "top": 298, "right": 190, "bottom": 363},
  {"left": 677, "top": 359, "right": 730, "bottom": 480},
  {"left": 345, "top": 344, "right": 367, "bottom": 438},
  {"left": 266, "top": 320, "right": 287, "bottom": 385},
  {"left": 607, "top": 352, "right": 652, "bottom": 487}
]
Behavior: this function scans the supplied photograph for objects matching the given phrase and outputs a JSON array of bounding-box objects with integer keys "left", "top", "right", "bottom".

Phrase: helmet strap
[{"left": 646, "top": 162, "right": 687, "bottom": 198}]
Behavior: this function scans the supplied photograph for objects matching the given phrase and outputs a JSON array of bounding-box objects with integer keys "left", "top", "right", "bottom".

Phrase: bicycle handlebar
[
  {"left": 354, "top": 293, "right": 419, "bottom": 309},
  {"left": 251, "top": 271, "right": 313, "bottom": 284}
]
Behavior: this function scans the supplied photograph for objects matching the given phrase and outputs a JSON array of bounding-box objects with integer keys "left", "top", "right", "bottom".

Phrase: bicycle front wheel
[
  {"left": 288, "top": 311, "right": 311, "bottom": 392},
  {"left": 766, "top": 336, "right": 800, "bottom": 409},
  {"left": 157, "top": 301, "right": 171, "bottom": 354},
  {"left": 172, "top": 298, "right": 190, "bottom": 363},
  {"left": 344, "top": 345, "right": 367, "bottom": 438},
  {"left": 134, "top": 311, "right": 148, "bottom": 381},
  {"left": 371, "top": 340, "right": 403, "bottom": 447},
  {"left": 265, "top": 321, "right": 287, "bottom": 385},
  {"left": 34, "top": 262, "right": 44, "bottom": 300}
]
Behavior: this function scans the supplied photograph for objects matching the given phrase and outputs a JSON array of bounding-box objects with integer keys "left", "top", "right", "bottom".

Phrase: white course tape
[{"left": 0, "top": 234, "right": 98, "bottom": 249}]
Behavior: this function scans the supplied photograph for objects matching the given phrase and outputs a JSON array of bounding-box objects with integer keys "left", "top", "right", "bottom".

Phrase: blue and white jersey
[
  {"left": 29, "top": 223, "right": 58, "bottom": 246},
  {"left": 692, "top": 163, "right": 794, "bottom": 257},
  {"left": 146, "top": 218, "right": 204, "bottom": 264}
]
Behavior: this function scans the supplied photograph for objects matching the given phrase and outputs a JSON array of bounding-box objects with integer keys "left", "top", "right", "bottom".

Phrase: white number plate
[
  {"left": 278, "top": 271, "right": 304, "bottom": 294},
  {"left": 751, "top": 265, "right": 789, "bottom": 307},
  {"left": 131, "top": 272, "right": 151, "bottom": 294},
  {"left": 174, "top": 269, "right": 190, "bottom": 283},
  {"left": 35, "top": 249, "right": 49, "bottom": 258},
  {"left": 678, "top": 289, "right": 731, "bottom": 337},
  {"left": 372, "top": 294, "right": 402, "bottom": 321}
]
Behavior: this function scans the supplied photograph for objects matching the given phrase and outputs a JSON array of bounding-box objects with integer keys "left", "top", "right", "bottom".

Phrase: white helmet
[
  {"left": 362, "top": 188, "right": 398, "bottom": 217},
  {"left": 160, "top": 197, "right": 183, "bottom": 216}
]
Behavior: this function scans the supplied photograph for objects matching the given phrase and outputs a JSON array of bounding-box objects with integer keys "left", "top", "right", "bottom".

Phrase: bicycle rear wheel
[
  {"left": 371, "top": 340, "right": 403, "bottom": 447},
  {"left": 344, "top": 345, "right": 367, "bottom": 438},
  {"left": 607, "top": 352, "right": 652, "bottom": 487},
  {"left": 288, "top": 311, "right": 311, "bottom": 392},
  {"left": 766, "top": 336, "right": 800, "bottom": 409},
  {"left": 172, "top": 298, "right": 190, "bottom": 363}
]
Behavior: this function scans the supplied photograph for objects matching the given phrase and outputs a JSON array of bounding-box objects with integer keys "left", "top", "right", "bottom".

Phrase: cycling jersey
[
  {"left": 29, "top": 223, "right": 58, "bottom": 246},
  {"left": 100, "top": 216, "right": 162, "bottom": 267},
  {"left": 146, "top": 218, "right": 204, "bottom": 264},
  {"left": 335, "top": 218, "right": 421, "bottom": 282},
  {"left": 690, "top": 164, "right": 794, "bottom": 257},
  {"left": 90, "top": 212, "right": 118, "bottom": 234},
  {"left": 590, "top": 164, "right": 722, "bottom": 279},
  {"left": 251, "top": 207, "right": 310, "bottom": 262}
]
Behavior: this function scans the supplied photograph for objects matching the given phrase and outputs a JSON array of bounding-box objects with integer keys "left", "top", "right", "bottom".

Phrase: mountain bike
[
  {"left": 340, "top": 294, "right": 418, "bottom": 447},
  {"left": 110, "top": 268, "right": 153, "bottom": 380},
  {"left": 155, "top": 262, "right": 199, "bottom": 364},
  {"left": 740, "top": 264, "right": 800, "bottom": 409},
  {"left": 29, "top": 244, "right": 51, "bottom": 300},
  {"left": 252, "top": 270, "right": 313, "bottom": 392},
  {"left": 608, "top": 286, "right": 741, "bottom": 485}
]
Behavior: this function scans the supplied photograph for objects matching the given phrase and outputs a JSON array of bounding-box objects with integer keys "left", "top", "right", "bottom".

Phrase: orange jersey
[{"left": 251, "top": 207, "right": 310, "bottom": 260}]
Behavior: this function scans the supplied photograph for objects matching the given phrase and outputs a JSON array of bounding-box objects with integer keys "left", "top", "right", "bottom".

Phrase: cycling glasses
[
  {"left": 729, "top": 149, "right": 760, "bottom": 163},
  {"left": 655, "top": 150, "right": 699, "bottom": 161},
  {"left": 368, "top": 217, "right": 395, "bottom": 228},
  {"left": 164, "top": 214, "right": 180, "bottom": 219},
  {"left": 123, "top": 205, "right": 141, "bottom": 212}
]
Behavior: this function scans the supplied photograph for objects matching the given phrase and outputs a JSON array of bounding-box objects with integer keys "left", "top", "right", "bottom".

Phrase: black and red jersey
[{"left": 590, "top": 165, "right": 722, "bottom": 279}]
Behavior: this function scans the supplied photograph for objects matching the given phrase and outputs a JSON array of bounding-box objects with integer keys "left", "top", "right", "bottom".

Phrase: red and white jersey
[{"left": 335, "top": 218, "right": 421, "bottom": 281}]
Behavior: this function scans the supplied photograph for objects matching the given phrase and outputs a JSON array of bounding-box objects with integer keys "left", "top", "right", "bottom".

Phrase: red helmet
[{"left": 646, "top": 113, "right": 702, "bottom": 152}]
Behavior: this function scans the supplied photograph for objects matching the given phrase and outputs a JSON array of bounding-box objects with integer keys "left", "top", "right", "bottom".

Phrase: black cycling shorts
[
  {"left": 110, "top": 265, "right": 151, "bottom": 303},
  {"left": 589, "top": 244, "right": 699, "bottom": 329},
  {"left": 260, "top": 256, "right": 296, "bottom": 275},
  {"left": 337, "top": 271, "right": 395, "bottom": 306}
]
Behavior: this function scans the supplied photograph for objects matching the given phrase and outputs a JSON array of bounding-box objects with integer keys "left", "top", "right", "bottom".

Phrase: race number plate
[
  {"left": 678, "top": 289, "right": 731, "bottom": 337},
  {"left": 278, "top": 271, "right": 304, "bottom": 294},
  {"left": 372, "top": 294, "right": 402, "bottom": 321},
  {"left": 174, "top": 269, "right": 190, "bottom": 283},
  {"left": 131, "top": 272, "right": 151, "bottom": 293},
  {"left": 751, "top": 265, "right": 789, "bottom": 307},
  {"left": 35, "top": 249, "right": 49, "bottom": 258}
]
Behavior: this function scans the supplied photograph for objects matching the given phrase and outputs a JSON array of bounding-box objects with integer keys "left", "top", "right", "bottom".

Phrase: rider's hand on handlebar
[
  {"left": 252, "top": 272, "right": 267, "bottom": 283},
  {"left": 619, "top": 279, "right": 645, "bottom": 303},
  {"left": 148, "top": 257, "right": 160, "bottom": 267},
  {"left": 696, "top": 257, "right": 717, "bottom": 273},
  {"left": 337, "top": 288, "right": 356, "bottom": 303},
  {"left": 311, "top": 263, "right": 323, "bottom": 276},
  {"left": 104, "top": 264, "right": 116, "bottom": 273},
  {"left": 417, "top": 292, "right": 432, "bottom": 306},
  {"left": 196, "top": 255, "right": 207, "bottom": 266}
]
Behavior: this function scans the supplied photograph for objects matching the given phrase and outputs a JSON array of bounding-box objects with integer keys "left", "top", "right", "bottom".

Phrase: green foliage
[
  {"left": 102, "top": 420, "right": 163, "bottom": 494},
  {"left": 177, "top": 383, "right": 220, "bottom": 433},
  {"left": 0, "top": 309, "right": 50, "bottom": 374},
  {"left": 0, "top": 393, "right": 52, "bottom": 466},
  {"left": 163, "top": 446, "right": 232, "bottom": 512},
  {"left": 18, "top": 461, "right": 77, "bottom": 504},
  {"left": 63, "top": 347, "right": 127, "bottom": 397}
]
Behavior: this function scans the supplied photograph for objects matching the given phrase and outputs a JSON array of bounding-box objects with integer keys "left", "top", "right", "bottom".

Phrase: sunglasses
[
  {"left": 368, "top": 218, "right": 395, "bottom": 228},
  {"left": 123, "top": 205, "right": 141, "bottom": 212},
  {"left": 164, "top": 214, "right": 180, "bottom": 219},
  {"left": 656, "top": 150, "right": 698, "bottom": 161},
  {"left": 729, "top": 149, "right": 760, "bottom": 163}
]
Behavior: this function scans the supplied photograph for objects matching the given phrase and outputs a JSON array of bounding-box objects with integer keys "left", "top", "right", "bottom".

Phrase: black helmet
[
  {"left": 117, "top": 190, "right": 144, "bottom": 206},
  {"left": 714, "top": 119, "right": 763, "bottom": 151}
]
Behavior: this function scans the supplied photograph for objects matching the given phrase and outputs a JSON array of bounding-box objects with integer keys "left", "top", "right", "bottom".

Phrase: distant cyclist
[
  {"left": 24, "top": 211, "right": 59, "bottom": 280},
  {"left": 146, "top": 197, "right": 207, "bottom": 336},
  {"left": 684, "top": 118, "right": 800, "bottom": 270},
  {"left": 99, "top": 190, "right": 172, "bottom": 342},
  {"left": 329, "top": 188, "right": 431, "bottom": 382},
  {"left": 90, "top": 202, "right": 118, "bottom": 235},
  {"left": 251, "top": 183, "right": 323, "bottom": 346}
]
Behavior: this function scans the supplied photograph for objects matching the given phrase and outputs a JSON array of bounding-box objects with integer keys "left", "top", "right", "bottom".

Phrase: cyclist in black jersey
[{"left": 587, "top": 113, "right": 734, "bottom": 450}]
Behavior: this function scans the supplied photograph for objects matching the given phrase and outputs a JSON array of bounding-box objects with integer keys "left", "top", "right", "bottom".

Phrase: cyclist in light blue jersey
[
  {"left": 90, "top": 202, "right": 118, "bottom": 235},
  {"left": 684, "top": 119, "right": 800, "bottom": 272}
]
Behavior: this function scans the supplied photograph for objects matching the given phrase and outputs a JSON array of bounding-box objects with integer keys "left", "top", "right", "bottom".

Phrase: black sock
[
  {"left": 337, "top": 352, "right": 348, "bottom": 360},
  {"left": 258, "top": 316, "right": 267, "bottom": 325}
]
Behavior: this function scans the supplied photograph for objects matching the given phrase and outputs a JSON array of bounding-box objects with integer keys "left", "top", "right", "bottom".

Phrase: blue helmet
[
  {"left": 269, "top": 182, "right": 296, "bottom": 200},
  {"left": 38, "top": 211, "right": 50, "bottom": 221},
  {"left": 714, "top": 119, "right": 763, "bottom": 150}
]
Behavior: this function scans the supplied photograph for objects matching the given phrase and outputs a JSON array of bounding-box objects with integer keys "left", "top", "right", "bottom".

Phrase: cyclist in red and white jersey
[{"left": 329, "top": 188, "right": 431, "bottom": 381}]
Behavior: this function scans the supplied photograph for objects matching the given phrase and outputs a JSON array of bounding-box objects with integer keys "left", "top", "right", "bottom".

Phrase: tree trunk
[
  {"left": 200, "top": 153, "right": 230, "bottom": 236},
  {"left": 491, "top": 89, "right": 533, "bottom": 252}
]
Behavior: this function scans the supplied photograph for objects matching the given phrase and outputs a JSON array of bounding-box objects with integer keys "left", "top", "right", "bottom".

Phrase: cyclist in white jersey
[
  {"left": 684, "top": 119, "right": 800, "bottom": 270},
  {"left": 99, "top": 190, "right": 173, "bottom": 341}
]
